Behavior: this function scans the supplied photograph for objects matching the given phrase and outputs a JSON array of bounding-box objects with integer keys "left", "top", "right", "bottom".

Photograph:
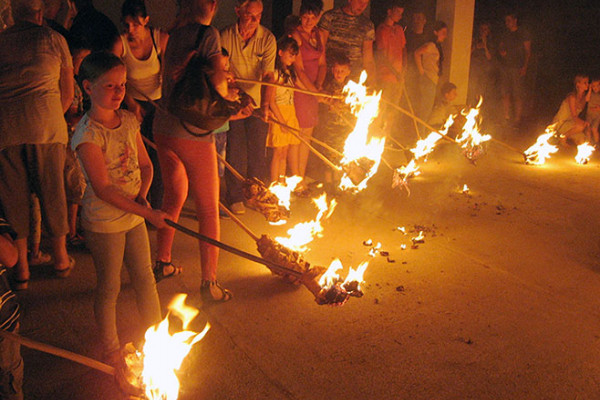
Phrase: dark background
[{"left": 273, "top": 0, "right": 600, "bottom": 122}]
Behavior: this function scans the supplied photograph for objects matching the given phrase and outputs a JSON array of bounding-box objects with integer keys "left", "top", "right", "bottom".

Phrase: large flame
[
  {"left": 411, "top": 115, "right": 455, "bottom": 161},
  {"left": 318, "top": 258, "right": 369, "bottom": 291},
  {"left": 523, "top": 123, "right": 559, "bottom": 165},
  {"left": 575, "top": 142, "right": 595, "bottom": 164},
  {"left": 339, "top": 71, "right": 386, "bottom": 191},
  {"left": 455, "top": 98, "right": 491, "bottom": 155},
  {"left": 141, "top": 294, "right": 210, "bottom": 400},
  {"left": 267, "top": 175, "right": 302, "bottom": 223},
  {"left": 275, "top": 193, "right": 337, "bottom": 252}
]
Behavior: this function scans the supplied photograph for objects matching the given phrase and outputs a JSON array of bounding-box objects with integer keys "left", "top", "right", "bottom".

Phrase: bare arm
[
  {"left": 414, "top": 45, "right": 426, "bottom": 75},
  {"left": 0, "top": 233, "right": 18, "bottom": 267},
  {"left": 59, "top": 66, "right": 75, "bottom": 113},
  {"left": 75, "top": 140, "right": 167, "bottom": 228},
  {"left": 362, "top": 40, "right": 376, "bottom": 83},
  {"left": 260, "top": 71, "right": 275, "bottom": 121},
  {"left": 291, "top": 32, "right": 319, "bottom": 92},
  {"left": 520, "top": 40, "right": 531, "bottom": 76}
]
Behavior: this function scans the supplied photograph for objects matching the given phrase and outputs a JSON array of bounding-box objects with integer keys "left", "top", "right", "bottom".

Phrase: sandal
[
  {"left": 153, "top": 260, "right": 182, "bottom": 283},
  {"left": 28, "top": 250, "right": 52, "bottom": 266},
  {"left": 54, "top": 256, "right": 75, "bottom": 278},
  {"left": 200, "top": 280, "right": 233, "bottom": 303},
  {"left": 67, "top": 234, "right": 86, "bottom": 250}
]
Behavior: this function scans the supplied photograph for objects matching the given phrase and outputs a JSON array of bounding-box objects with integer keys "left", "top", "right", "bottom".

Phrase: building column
[{"left": 436, "top": 0, "right": 475, "bottom": 104}]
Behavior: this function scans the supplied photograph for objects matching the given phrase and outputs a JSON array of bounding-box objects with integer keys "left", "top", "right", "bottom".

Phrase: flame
[
  {"left": 141, "top": 294, "right": 210, "bottom": 400},
  {"left": 455, "top": 98, "right": 491, "bottom": 155},
  {"left": 275, "top": 193, "right": 337, "bottom": 252},
  {"left": 575, "top": 142, "right": 595, "bottom": 164},
  {"left": 462, "top": 184, "right": 469, "bottom": 193},
  {"left": 318, "top": 258, "right": 369, "bottom": 291},
  {"left": 524, "top": 123, "right": 559, "bottom": 165},
  {"left": 338, "top": 71, "right": 386, "bottom": 191},
  {"left": 411, "top": 115, "right": 455, "bottom": 160},
  {"left": 268, "top": 175, "right": 302, "bottom": 211},
  {"left": 342, "top": 262, "right": 369, "bottom": 289},
  {"left": 411, "top": 231, "right": 424, "bottom": 243}
]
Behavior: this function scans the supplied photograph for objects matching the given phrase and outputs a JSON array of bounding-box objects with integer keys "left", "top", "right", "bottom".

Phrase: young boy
[
  {"left": 586, "top": 76, "right": 600, "bottom": 144},
  {"left": 315, "top": 53, "right": 354, "bottom": 193},
  {"left": 428, "top": 82, "right": 459, "bottom": 129},
  {"left": 0, "top": 217, "right": 23, "bottom": 400}
]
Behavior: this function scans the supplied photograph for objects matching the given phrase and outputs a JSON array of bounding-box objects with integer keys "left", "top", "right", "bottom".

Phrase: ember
[
  {"left": 411, "top": 231, "right": 425, "bottom": 244},
  {"left": 455, "top": 99, "right": 491, "bottom": 162}
]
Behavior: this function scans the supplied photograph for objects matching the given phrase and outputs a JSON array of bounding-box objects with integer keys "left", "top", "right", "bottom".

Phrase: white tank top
[{"left": 120, "top": 28, "right": 162, "bottom": 101}]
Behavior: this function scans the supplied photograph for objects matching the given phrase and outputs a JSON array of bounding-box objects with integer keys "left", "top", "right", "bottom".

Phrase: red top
[{"left": 375, "top": 23, "right": 406, "bottom": 83}]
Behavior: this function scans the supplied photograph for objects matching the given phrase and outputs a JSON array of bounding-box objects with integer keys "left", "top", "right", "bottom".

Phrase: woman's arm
[
  {"left": 59, "top": 67, "right": 75, "bottom": 113},
  {"left": 291, "top": 31, "right": 318, "bottom": 92},
  {"left": 76, "top": 141, "right": 167, "bottom": 228},
  {"left": 414, "top": 44, "right": 427, "bottom": 75}
]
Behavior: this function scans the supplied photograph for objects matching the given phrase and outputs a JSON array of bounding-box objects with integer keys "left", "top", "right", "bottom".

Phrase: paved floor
[{"left": 15, "top": 121, "right": 600, "bottom": 399}]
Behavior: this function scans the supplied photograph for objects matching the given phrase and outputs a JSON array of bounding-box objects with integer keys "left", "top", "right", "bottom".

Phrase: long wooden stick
[
  {"left": 218, "top": 203, "right": 260, "bottom": 241},
  {"left": 401, "top": 81, "right": 422, "bottom": 140},
  {"left": 381, "top": 98, "right": 458, "bottom": 144},
  {"left": 215, "top": 152, "right": 245, "bottom": 182},
  {"left": 0, "top": 330, "right": 115, "bottom": 376},
  {"left": 235, "top": 78, "right": 343, "bottom": 100},
  {"left": 265, "top": 115, "right": 341, "bottom": 172},
  {"left": 165, "top": 219, "right": 302, "bottom": 277}
]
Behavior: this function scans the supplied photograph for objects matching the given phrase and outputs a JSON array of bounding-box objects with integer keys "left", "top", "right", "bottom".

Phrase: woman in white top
[{"left": 113, "top": 0, "right": 168, "bottom": 209}]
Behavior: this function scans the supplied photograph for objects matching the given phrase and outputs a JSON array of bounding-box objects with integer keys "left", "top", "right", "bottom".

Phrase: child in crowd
[
  {"left": 586, "top": 76, "right": 600, "bottom": 144},
  {"left": 428, "top": 82, "right": 459, "bottom": 129},
  {"left": 553, "top": 74, "right": 589, "bottom": 146},
  {"left": 267, "top": 37, "right": 302, "bottom": 184},
  {"left": 71, "top": 52, "right": 166, "bottom": 365},
  {"left": 0, "top": 217, "right": 22, "bottom": 400},
  {"left": 64, "top": 37, "right": 91, "bottom": 249},
  {"left": 314, "top": 53, "right": 354, "bottom": 193}
]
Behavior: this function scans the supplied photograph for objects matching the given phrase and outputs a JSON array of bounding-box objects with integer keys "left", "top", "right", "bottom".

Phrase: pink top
[{"left": 293, "top": 26, "right": 324, "bottom": 128}]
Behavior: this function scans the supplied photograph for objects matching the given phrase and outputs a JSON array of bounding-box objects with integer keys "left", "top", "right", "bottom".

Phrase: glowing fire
[
  {"left": 268, "top": 175, "right": 302, "bottom": 225},
  {"left": 140, "top": 294, "right": 210, "bottom": 400},
  {"left": 411, "top": 115, "right": 455, "bottom": 161},
  {"left": 339, "top": 71, "right": 386, "bottom": 192},
  {"left": 523, "top": 123, "right": 559, "bottom": 165},
  {"left": 575, "top": 142, "right": 595, "bottom": 164},
  {"left": 455, "top": 98, "right": 491, "bottom": 161},
  {"left": 275, "top": 193, "right": 337, "bottom": 252},
  {"left": 318, "top": 258, "right": 369, "bottom": 293},
  {"left": 462, "top": 184, "right": 469, "bottom": 193}
]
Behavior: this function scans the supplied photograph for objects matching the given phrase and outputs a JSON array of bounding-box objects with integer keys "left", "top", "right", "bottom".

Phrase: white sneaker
[{"left": 230, "top": 202, "right": 246, "bottom": 215}]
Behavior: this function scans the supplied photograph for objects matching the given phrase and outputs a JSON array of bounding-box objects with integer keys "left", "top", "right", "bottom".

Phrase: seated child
[
  {"left": 553, "top": 74, "right": 589, "bottom": 146},
  {"left": 428, "top": 82, "right": 459, "bottom": 129},
  {"left": 586, "top": 76, "right": 600, "bottom": 144},
  {"left": 314, "top": 53, "right": 355, "bottom": 192}
]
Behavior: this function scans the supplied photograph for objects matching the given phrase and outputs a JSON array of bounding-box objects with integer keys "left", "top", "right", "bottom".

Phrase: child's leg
[
  {"left": 85, "top": 229, "right": 127, "bottom": 355},
  {"left": 298, "top": 127, "right": 314, "bottom": 178},
  {"left": 287, "top": 143, "right": 299, "bottom": 176},
  {"left": 271, "top": 146, "right": 287, "bottom": 183},
  {"left": 123, "top": 223, "right": 161, "bottom": 331}
]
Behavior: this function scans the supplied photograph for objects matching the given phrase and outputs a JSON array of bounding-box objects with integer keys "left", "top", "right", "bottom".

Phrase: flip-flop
[
  {"left": 153, "top": 260, "right": 182, "bottom": 283},
  {"left": 54, "top": 256, "right": 75, "bottom": 278}
]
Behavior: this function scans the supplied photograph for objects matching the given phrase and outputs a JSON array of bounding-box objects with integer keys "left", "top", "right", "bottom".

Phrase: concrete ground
[{"left": 15, "top": 122, "right": 600, "bottom": 399}]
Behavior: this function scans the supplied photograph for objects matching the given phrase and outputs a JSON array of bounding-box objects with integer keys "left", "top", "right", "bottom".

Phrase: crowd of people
[{"left": 0, "top": 0, "right": 550, "bottom": 397}]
